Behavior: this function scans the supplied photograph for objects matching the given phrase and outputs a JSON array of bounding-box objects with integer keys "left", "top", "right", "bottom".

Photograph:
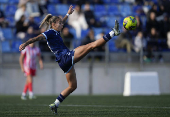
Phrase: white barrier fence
[{"left": 123, "top": 72, "right": 160, "bottom": 96}]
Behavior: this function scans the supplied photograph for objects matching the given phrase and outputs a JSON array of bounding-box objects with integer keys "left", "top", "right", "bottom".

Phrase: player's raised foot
[
  {"left": 29, "top": 95, "right": 36, "bottom": 100},
  {"left": 49, "top": 103, "right": 58, "bottom": 115},
  {"left": 112, "top": 20, "right": 120, "bottom": 36},
  {"left": 21, "top": 95, "right": 27, "bottom": 100}
]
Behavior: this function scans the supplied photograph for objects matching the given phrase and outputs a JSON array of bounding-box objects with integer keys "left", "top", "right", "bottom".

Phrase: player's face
[{"left": 53, "top": 19, "right": 63, "bottom": 31}]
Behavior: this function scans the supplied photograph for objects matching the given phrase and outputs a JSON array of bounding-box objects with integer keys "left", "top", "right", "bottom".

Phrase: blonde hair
[{"left": 39, "top": 14, "right": 61, "bottom": 30}]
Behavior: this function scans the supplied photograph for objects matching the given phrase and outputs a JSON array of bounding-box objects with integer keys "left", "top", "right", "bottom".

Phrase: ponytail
[{"left": 39, "top": 14, "right": 53, "bottom": 30}]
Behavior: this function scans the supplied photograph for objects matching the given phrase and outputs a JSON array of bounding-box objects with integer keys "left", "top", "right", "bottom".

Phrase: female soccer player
[
  {"left": 19, "top": 43, "right": 43, "bottom": 100},
  {"left": 19, "top": 5, "right": 120, "bottom": 114}
]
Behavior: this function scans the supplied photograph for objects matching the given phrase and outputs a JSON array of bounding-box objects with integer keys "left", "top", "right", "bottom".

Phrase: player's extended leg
[
  {"left": 74, "top": 20, "right": 120, "bottom": 63},
  {"left": 49, "top": 67, "right": 77, "bottom": 114}
]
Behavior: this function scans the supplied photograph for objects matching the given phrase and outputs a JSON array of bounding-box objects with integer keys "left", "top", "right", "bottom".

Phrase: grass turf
[{"left": 0, "top": 95, "right": 170, "bottom": 117}]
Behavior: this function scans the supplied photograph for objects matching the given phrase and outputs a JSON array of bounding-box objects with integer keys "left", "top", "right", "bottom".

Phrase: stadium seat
[
  {"left": 93, "top": 28, "right": 105, "bottom": 37},
  {"left": 33, "top": 17, "right": 41, "bottom": 24},
  {"left": 94, "top": 5, "right": 107, "bottom": 17},
  {"left": 152, "top": 0, "right": 158, "bottom": 3},
  {"left": 2, "top": 28, "right": 13, "bottom": 40},
  {"left": 104, "top": 0, "right": 120, "bottom": 4},
  {"left": 11, "top": 40, "right": 22, "bottom": 52},
  {"left": 47, "top": 4, "right": 57, "bottom": 15},
  {"left": 0, "top": 4, "right": 6, "bottom": 11},
  {"left": 0, "top": 0, "right": 8, "bottom": 3},
  {"left": 72, "top": 40, "right": 81, "bottom": 48},
  {"left": 5, "top": 5, "right": 17, "bottom": 16},
  {"left": 132, "top": 5, "right": 145, "bottom": 16},
  {"left": 6, "top": 17, "right": 15, "bottom": 27},
  {"left": 1, "top": 41, "right": 11, "bottom": 52},
  {"left": 69, "top": 28, "right": 77, "bottom": 39},
  {"left": 107, "top": 5, "right": 120, "bottom": 16},
  {"left": 82, "top": 4, "right": 94, "bottom": 10},
  {"left": 108, "top": 40, "right": 118, "bottom": 52},
  {"left": 119, "top": 16, "right": 124, "bottom": 30},
  {"left": 49, "top": 0, "right": 59, "bottom": 3},
  {"left": 106, "top": 16, "right": 119, "bottom": 28},
  {"left": 110, "top": 0, "right": 120, "bottom": 3},
  {"left": 141, "top": 16, "right": 147, "bottom": 28},
  {"left": 120, "top": 4, "right": 132, "bottom": 17},
  {"left": 56, "top": 4, "right": 69, "bottom": 16},
  {"left": 81, "top": 29, "right": 89, "bottom": 39},
  {"left": 107, "top": 0, "right": 120, "bottom": 4},
  {"left": 8, "top": 0, "right": 19, "bottom": 4}
]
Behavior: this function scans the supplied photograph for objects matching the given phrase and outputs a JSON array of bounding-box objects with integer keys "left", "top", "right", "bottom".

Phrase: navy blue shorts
[{"left": 57, "top": 50, "right": 75, "bottom": 74}]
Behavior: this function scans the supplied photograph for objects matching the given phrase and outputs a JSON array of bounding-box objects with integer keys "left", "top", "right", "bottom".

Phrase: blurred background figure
[
  {"left": 0, "top": 9, "right": 9, "bottom": 28},
  {"left": 61, "top": 27, "right": 74, "bottom": 49},
  {"left": 134, "top": 15, "right": 143, "bottom": 34},
  {"left": 15, "top": 4, "right": 29, "bottom": 23},
  {"left": 68, "top": 5, "right": 88, "bottom": 39},
  {"left": 146, "top": 12, "right": 159, "bottom": 34},
  {"left": 167, "top": 32, "right": 170, "bottom": 49},
  {"left": 115, "top": 28, "right": 133, "bottom": 53},
  {"left": 19, "top": 43, "right": 43, "bottom": 100},
  {"left": 0, "top": 27, "right": 5, "bottom": 41},
  {"left": 28, "top": 16, "right": 40, "bottom": 36},
  {"left": 81, "top": 29, "right": 95, "bottom": 45},
  {"left": 18, "top": 0, "right": 28, "bottom": 7},
  {"left": 25, "top": 26, "right": 35, "bottom": 41},
  {"left": 81, "top": 29, "right": 104, "bottom": 60},
  {"left": 84, "top": 2, "right": 96, "bottom": 28},
  {"left": 159, "top": 14, "right": 170, "bottom": 39},
  {"left": 145, "top": 28, "right": 159, "bottom": 62},
  {"left": 26, "top": 0, "right": 40, "bottom": 17},
  {"left": 15, "top": 15, "right": 29, "bottom": 39},
  {"left": 38, "top": 0, "right": 49, "bottom": 16},
  {"left": 134, "top": 31, "right": 143, "bottom": 53}
]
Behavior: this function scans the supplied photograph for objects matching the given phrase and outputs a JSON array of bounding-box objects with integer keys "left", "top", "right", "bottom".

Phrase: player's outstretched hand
[
  {"left": 19, "top": 43, "right": 26, "bottom": 51},
  {"left": 67, "top": 5, "right": 74, "bottom": 15}
]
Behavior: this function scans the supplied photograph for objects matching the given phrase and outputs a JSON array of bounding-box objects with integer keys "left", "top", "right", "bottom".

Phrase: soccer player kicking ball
[{"left": 19, "top": 5, "right": 120, "bottom": 114}]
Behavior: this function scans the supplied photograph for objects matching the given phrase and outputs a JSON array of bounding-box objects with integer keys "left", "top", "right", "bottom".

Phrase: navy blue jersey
[{"left": 42, "top": 29, "right": 69, "bottom": 61}]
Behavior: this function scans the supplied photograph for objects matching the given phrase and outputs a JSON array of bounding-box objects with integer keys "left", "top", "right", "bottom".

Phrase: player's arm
[
  {"left": 62, "top": 5, "right": 74, "bottom": 24},
  {"left": 38, "top": 55, "right": 43, "bottom": 70},
  {"left": 19, "top": 54, "right": 25, "bottom": 72},
  {"left": 19, "top": 34, "right": 46, "bottom": 51}
]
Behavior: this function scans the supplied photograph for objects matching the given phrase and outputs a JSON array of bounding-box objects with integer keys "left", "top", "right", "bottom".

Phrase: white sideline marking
[{"left": 7, "top": 104, "right": 170, "bottom": 109}]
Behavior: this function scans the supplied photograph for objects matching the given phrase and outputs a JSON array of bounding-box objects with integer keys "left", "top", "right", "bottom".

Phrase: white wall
[{"left": 0, "top": 63, "right": 170, "bottom": 95}]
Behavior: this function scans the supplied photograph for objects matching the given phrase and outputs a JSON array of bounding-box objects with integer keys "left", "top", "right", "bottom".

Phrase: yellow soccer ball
[{"left": 123, "top": 16, "right": 137, "bottom": 30}]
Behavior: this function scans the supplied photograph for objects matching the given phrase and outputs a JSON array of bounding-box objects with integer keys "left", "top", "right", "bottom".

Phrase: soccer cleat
[
  {"left": 21, "top": 95, "right": 27, "bottom": 100},
  {"left": 49, "top": 103, "right": 58, "bottom": 114},
  {"left": 112, "top": 20, "right": 120, "bottom": 36},
  {"left": 29, "top": 95, "right": 36, "bottom": 100}
]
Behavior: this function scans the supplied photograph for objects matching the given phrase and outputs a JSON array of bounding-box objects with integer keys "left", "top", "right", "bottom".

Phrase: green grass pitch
[{"left": 0, "top": 95, "right": 170, "bottom": 117}]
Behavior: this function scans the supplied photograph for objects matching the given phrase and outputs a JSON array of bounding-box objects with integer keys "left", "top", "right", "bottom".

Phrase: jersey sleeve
[{"left": 42, "top": 30, "right": 55, "bottom": 40}]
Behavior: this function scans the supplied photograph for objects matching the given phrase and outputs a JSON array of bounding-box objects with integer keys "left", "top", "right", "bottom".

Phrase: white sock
[
  {"left": 29, "top": 92, "right": 33, "bottom": 97},
  {"left": 109, "top": 30, "right": 114, "bottom": 38},
  {"left": 22, "top": 92, "right": 26, "bottom": 96},
  {"left": 54, "top": 99, "right": 60, "bottom": 107}
]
